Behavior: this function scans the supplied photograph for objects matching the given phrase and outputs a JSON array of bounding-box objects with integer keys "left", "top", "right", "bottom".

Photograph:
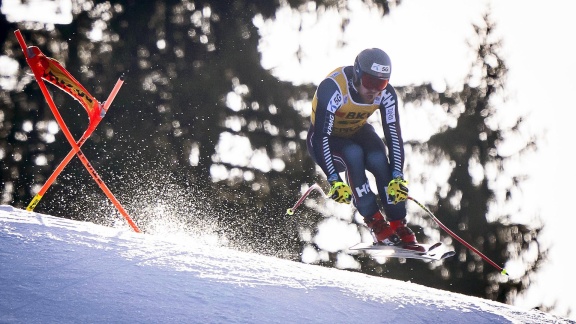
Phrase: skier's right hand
[{"left": 328, "top": 174, "right": 352, "bottom": 204}]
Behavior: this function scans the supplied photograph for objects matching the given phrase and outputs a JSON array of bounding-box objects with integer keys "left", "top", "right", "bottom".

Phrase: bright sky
[
  {"left": 1, "top": 205, "right": 570, "bottom": 323},
  {"left": 256, "top": 0, "right": 576, "bottom": 319}
]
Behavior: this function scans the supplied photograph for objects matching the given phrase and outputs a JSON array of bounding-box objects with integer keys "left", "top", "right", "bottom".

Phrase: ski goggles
[{"left": 361, "top": 74, "right": 389, "bottom": 91}]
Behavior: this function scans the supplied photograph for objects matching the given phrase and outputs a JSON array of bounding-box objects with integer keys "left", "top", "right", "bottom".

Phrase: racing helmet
[{"left": 353, "top": 48, "right": 391, "bottom": 91}]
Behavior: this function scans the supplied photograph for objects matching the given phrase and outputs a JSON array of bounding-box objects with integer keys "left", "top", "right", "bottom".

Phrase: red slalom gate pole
[
  {"left": 15, "top": 30, "right": 140, "bottom": 233},
  {"left": 26, "top": 76, "right": 125, "bottom": 211}
]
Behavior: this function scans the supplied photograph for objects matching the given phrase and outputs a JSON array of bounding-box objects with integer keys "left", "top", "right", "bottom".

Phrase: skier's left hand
[{"left": 387, "top": 177, "right": 408, "bottom": 204}]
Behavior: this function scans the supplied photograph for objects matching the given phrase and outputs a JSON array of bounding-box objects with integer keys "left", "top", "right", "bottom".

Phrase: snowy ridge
[{"left": 0, "top": 205, "right": 571, "bottom": 324}]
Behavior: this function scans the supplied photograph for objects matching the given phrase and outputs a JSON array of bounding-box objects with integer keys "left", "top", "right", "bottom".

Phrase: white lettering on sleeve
[
  {"left": 385, "top": 106, "right": 396, "bottom": 124},
  {"left": 328, "top": 91, "right": 342, "bottom": 113}
]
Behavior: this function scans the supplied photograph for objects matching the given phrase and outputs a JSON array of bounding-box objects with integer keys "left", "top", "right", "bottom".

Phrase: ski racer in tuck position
[{"left": 306, "top": 48, "right": 424, "bottom": 252}]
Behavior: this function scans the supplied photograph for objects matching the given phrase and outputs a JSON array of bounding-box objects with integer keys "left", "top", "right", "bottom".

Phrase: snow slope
[{"left": 0, "top": 205, "right": 571, "bottom": 324}]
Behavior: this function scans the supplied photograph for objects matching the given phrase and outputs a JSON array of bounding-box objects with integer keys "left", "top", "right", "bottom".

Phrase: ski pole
[
  {"left": 408, "top": 196, "right": 508, "bottom": 276},
  {"left": 286, "top": 183, "right": 327, "bottom": 215}
]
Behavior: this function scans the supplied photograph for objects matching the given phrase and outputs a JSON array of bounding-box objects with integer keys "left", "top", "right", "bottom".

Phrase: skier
[{"left": 307, "top": 48, "right": 422, "bottom": 250}]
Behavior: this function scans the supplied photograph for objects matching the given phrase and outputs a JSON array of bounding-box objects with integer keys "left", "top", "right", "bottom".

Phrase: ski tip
[
  {"left": 428, "top": 242, "right": 442, "bottom": 251},
  {"left": 501, "top": 269, "right": 509, "bottom": 276},
  {"left": 119, "top": 73, "right": 125, "bottom": 81}
]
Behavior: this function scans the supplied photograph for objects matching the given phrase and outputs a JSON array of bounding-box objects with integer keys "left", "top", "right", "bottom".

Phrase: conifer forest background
[{"left": 0, "top": 0, "right": 549, "bottom": 314}]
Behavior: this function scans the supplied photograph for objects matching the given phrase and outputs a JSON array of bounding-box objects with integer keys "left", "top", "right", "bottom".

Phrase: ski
[{"left": 349, "top": 241, "right": 455, "bottom": 261}]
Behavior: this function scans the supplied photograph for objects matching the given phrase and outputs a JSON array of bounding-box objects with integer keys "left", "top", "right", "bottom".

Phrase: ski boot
[
  {"left": 366, "top": 211, "right": 400, "bottom": 245},
  {"left": 389, "top": 219, "right": 425, "bottom": 252}
]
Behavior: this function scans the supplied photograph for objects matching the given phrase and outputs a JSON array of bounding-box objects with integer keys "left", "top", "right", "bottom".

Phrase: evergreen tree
[
  {"left": 355, "top": 14, "right": 544, "bottom": 305},
  {"left": 1, "top": 0, "right": 400, "bottom": 252},
  {"left": 0, "top": 1, "right": 545, "bottom": 310}
]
